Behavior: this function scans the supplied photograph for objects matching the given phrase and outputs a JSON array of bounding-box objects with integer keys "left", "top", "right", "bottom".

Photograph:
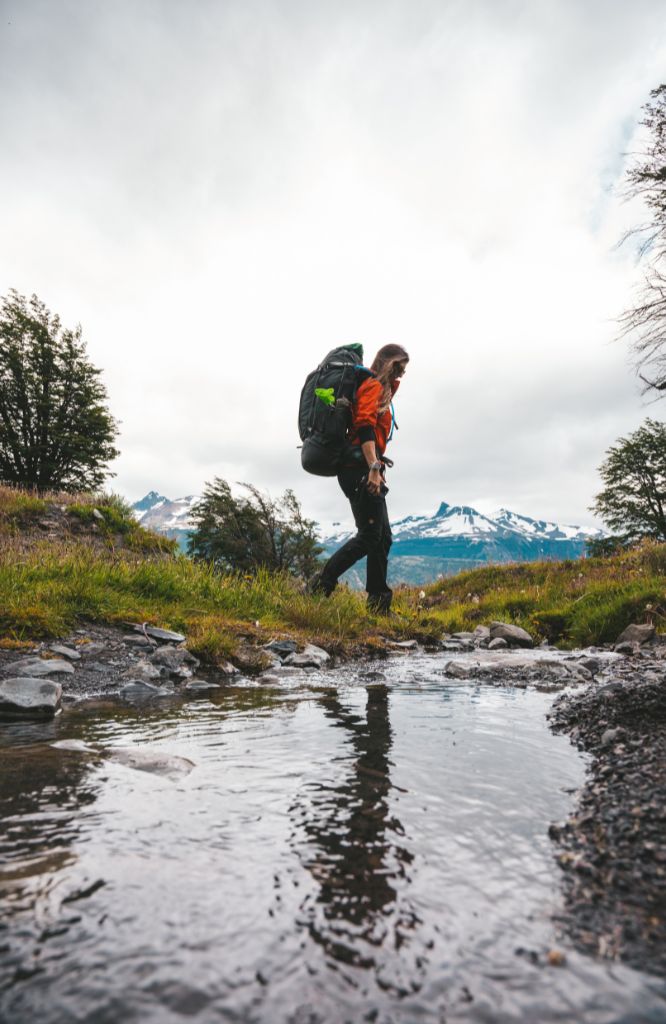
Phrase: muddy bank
[{"left": 548, "top": 639, "right": 666, "bottom": 977}]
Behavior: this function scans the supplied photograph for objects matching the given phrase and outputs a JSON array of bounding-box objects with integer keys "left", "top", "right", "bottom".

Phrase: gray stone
[
  {"left": 184, "top": 680, "right": 220, "bottom": 692},
  {"left": 103, "top": 747, "right": 194, "bottom": 779},
  {"left": 123, "top": 660, "right": 162, "bottom": 682},
  {"left": 78, "top": 642, "right": 107, "bottom": 657},
  {"left": 614, "top": 641, "right": 637, "bottom": 656},
  {"left": 150, "top": 647, "right": 199, "bottom": 672},
  {"left": 441, "top": 641, "right": 465, "bottom": 651},
  {"left": 263, "top": 640, "right": 298, "bottom": 658},
  {"left": 488, "top": 637, "right": 508, "bottom": 651},
  {"left": 601, "top": 727, "right": 622, "bottom": 746},
  {"left": 579, "top": 657, "right": 601, "bottom": 674},
  {"left": 444, "top": 661, "right": 472, "bottom": 679},
  {"left": 0, "top": 678, "right": 62, "bottom": 719},
  {"left": 473, "top": 625, "right": 491, "bottom": 639},
  {"left": 217, "top": 660, "right": 239, "bottom": 676},
  {"left": 489, "top": 622, "right": 534, "bottom": 648},
  {"left": 92, "top": 508, "right": 105, "bottom": 522},
  {"left": 119, "top": 680, "right": 171, "bottom": 697},
  {"left": 4, "top": 657, "right": 75, "bottom": 677},
  {"left": 49, "top": 645, "right": 82, "bottom": 661},
  {"left": 615, "top": 623, "right": 656, "bottom": 646},
  {"left": 133, "top": 625, "right": 186, "bottom": 643},
  {"left": 451, "top": 631, "right": 475, "bottom": 641},
  {"left": 388, "top": 639, "right": 418, "bottom": 650},
  {"left": 123, "top": 635, "right": 157, "bottom": 648},
  {"left": 568, "top": 665, "right": 592, "bottom": 681},
  {"left": 284, "top": 644, "right": 330, "bottom": 668}
]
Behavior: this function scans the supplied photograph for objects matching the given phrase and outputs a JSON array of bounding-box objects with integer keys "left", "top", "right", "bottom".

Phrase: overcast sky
[{"left": 1, "top": 0, "right": 665, "bottom": 531}]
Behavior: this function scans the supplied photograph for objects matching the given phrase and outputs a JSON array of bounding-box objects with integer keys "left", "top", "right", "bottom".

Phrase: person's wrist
[{"left": 368, "top": 461, "right": 382, "bottom": 472}]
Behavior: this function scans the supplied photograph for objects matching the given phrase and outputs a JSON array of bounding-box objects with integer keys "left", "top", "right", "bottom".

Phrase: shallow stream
[{"left": 1, "top": 652, "right": 665, "bottom": 1023}]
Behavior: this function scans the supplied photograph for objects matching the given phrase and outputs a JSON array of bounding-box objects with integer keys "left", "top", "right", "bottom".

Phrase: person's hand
[{"left": 367, "top": 467, "right": 382, "bottom": 495}]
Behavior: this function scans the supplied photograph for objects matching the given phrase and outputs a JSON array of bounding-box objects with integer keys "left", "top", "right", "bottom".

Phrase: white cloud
[{"left": 1, "top": 0, "right": 664, "bottom": 531}]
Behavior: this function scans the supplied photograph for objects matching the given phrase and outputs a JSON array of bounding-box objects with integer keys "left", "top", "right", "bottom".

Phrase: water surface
[{"left": 1, "top": 653, "right": 665, "bottom": 1023}]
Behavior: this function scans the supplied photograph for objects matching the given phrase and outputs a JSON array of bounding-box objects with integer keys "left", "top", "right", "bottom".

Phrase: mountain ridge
[{"left": 131, "top": 491, "right": 604, "bottom": 584}]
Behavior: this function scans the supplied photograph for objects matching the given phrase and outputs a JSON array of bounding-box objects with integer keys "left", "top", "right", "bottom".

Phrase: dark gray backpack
[{"left": 298, "top": 344, "right": 374, "bottom": 476}]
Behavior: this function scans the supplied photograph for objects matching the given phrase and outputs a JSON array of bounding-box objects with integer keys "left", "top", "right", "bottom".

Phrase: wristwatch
[{"left": 369, "top": 461, "right": 382, "bottom": 472}]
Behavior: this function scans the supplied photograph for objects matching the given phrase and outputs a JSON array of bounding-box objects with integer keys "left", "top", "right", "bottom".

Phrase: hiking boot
[
  {"left": 367, "top": 590, "right": 392, "bottom": 615},
  {"left": 306, "top": 571, "right": 337, "bottom": 598}
]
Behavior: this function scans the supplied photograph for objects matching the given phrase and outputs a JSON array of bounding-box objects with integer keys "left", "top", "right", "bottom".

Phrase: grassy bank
[{"left": 0, "top": 486, "right": 662, "bottom": 665}]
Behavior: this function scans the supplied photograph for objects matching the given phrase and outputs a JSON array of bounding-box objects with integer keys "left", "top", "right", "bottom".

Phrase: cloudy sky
[{"left": 1, "top": 0, "right": 665, "bottom": 531}]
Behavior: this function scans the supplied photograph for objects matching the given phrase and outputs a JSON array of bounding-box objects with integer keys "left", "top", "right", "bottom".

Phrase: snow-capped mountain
[
  {"left": 132, "top": 492, "right": 604, "bottom": 582},
  {"left": 319, "top": 501, "right": 605, "bottom": 585},
  {"left": 132, "top": 492, "right": 199, "bottom": 548}
]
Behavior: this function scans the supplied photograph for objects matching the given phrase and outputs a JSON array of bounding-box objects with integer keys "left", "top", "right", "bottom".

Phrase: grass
[
  {"left": 411, "top": 542, "right": 666, "bottom": 647},
  {"left": 0, "top": 483, "right": 175, "bottom": 555},
  {"left": 0, "top": 485, "right": 662, "bottom": 666}
]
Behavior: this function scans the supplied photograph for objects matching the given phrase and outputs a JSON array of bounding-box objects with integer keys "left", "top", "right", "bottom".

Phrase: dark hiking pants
[{"left": 320, "top": 466, "right": 393, "bottom": 609}]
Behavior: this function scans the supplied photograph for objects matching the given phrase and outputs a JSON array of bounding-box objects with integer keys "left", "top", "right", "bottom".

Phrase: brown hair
[{"left": 370, "top": 344, "right": 410, "bottom": 412}]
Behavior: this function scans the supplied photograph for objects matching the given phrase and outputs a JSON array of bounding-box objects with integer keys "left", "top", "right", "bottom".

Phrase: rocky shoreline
[
  {"left": 547, "top": 633, "right": 666, "bottom": 977},
  {"left": 1, "top": 617, "right": 664, "bottom": 981}
]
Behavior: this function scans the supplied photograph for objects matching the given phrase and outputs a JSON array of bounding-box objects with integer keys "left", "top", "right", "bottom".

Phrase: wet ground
[{"left": 1, "top": 651, "right": 666, "bottom": 1023}]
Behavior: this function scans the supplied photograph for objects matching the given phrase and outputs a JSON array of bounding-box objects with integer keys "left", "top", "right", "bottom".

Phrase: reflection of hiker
[
  {"left": 291, "top": 686, "right": 415, "bottom": 969},
  {"left": 311, "top": 344, "right": 409, "bottom": 614}
]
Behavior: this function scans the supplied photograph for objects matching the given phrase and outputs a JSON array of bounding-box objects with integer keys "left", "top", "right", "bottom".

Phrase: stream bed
[{"left": 1, "top": 652, "right": 665, "bottom": 1023}]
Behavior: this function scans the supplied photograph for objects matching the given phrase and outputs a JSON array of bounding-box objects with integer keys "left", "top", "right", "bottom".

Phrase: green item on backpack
[{"left": 315, "top": 387, "right": 336, "bottom": 406}]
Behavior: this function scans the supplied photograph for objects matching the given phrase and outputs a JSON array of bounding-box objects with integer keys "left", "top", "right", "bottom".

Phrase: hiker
[{"left": 311, "top": 344, "right": 409, "bottom": 614}]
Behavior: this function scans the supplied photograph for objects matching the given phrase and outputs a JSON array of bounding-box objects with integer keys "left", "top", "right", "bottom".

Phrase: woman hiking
[{"left": 311, "top": 344, "right": 409, "bottom": 614}]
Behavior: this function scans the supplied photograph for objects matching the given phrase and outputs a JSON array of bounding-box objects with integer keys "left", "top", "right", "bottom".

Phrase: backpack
[{"left": 298, "top": 344, "right": 375, "bottom": 476}]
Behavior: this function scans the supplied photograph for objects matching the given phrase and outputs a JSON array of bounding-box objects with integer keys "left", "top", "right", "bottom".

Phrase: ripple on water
[{"left": 0, "top": 653, "right": 665, "bottom": 1024}]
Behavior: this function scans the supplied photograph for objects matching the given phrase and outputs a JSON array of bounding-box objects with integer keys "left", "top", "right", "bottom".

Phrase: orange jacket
[{"left": 350, "top": 378, "right": 400, "bottom": 455}]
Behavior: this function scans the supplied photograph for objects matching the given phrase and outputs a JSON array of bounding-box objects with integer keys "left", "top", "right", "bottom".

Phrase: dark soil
[{"left": 548, "top": 640, "right": 666, "bottom": 976}]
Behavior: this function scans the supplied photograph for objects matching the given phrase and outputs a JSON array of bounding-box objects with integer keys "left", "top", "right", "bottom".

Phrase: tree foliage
[
  {"left": 188, "top": 477, "right": 323, "bottom": 577},
  {"left": 0, "top": 290, "right": 119, "bottom": 492},
  {"left": 590, "top": 418, "right": 666, "bottom": 542},
  {"left": 620, "top": 85, "right": 666, "bottom": 393}
]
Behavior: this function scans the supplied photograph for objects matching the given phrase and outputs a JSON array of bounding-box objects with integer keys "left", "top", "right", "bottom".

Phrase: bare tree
[{"left": 619, "top": 85, "right": 666, "bottom": 394}]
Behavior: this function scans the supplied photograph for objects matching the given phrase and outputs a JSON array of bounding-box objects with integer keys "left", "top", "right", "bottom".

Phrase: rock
[
  {"left": 49, "top": 645, "right": 82, "bottom": 661},
  {"left": 451, "top": 631, "right": 475, "bottom": 641},
  {"left": 78, "top": 642, "right": 107, "bottom": 657},
  {"left": 442, "top": 641, "right": 466, "bottom": 651},
  {"left": 184, "top": 680, "right": 220, "bottom": 692},
  {"left": 133, "top": 625, "right": 186, "bottom": 643},
  {"left": 388, "top": 639, "right": 418, "bottom": 650},
  {"left": 4, "top": 657, "right": 75, "bottom": 677},
  {"left": 284, "top": 643, "right": 330, "bottom": 668},
  {"left": 489, "top": 622, "right": 534, "bottom": 648},
  {"left": 488, "top": 637, "right": 508, "bottom": 651},
  {"left": 103, "top": 747, "right": 194, "bottom": 779},
  {"left": 473, "top": 625, "right": 491, "bottom": 639},
  {"left": 601, "top": 727, "right": 622, "bottom": 746},
  {"left": 262, "top": 640, "right": 298, "bottom": 658},
  {"left": 579, "top": 657, "right": 601, "bottom": 674},
  {"left": 615, "top": 624, "right": 656, "bottom": 646},
  {"left": 123, "top": 635, "right": 157, "bottom": 649},
  {"left": 0, "top": 678, "right": 62, "bottom": 719},
  {"left": 123, "top": 660, "right": 163, "bottom": 682},
  {"left": 92, "top": 508, "right": 105, "bottom": 522},
  {"left": 52, "top": 739, "right": 94, "bottom": 752},
  {"left": 568, "top": 665, "right": 592, "bottom": 681},
  {"left": 217, "top": 660, "right": 239, "bottom": 676},
  {"left": 444, "top": 661, "right": 472, "bottom": 679},
  {"left": 119, "top": 680, "right": 171, "bottom": 698},
  {"left": 614, "top": 642, "right": 637, "bottom": 656},
  {"left": 150, "top": 647, "right": 199, "bottom": 672}
]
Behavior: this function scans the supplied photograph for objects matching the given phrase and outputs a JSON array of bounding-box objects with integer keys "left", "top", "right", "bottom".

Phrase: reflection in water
[
  {"left": 290, "top": 686, "right": 420, "bottom": 988},
  {"left": 0, "top": 733, "right": 102, "bottom": 993}
]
